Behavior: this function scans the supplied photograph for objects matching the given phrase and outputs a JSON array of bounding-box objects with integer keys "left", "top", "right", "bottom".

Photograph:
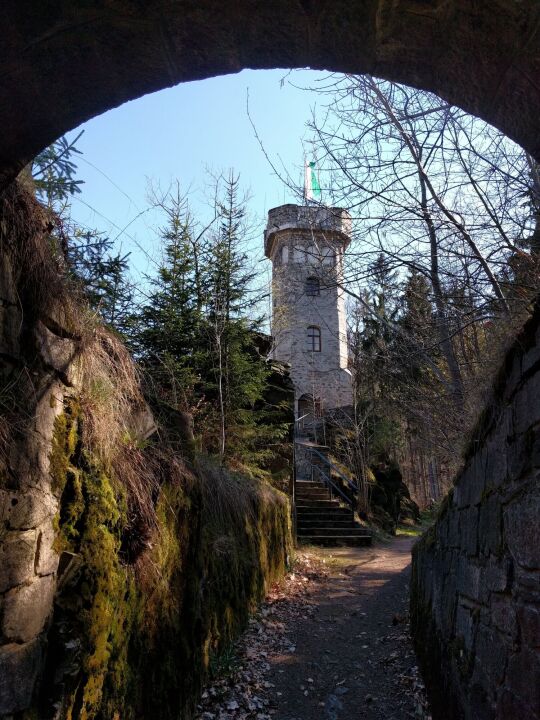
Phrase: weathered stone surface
[
  {"left": 34, "top": 520, "right": 60, "bottom": 576},
  {"left": 2, "top": 574, "right": 55, "bottom": 642},
  {"left": 0, "top": 529, "right": 37, "bottom": 592},
  {"left": 517, "top": 603, "right": 540, "bottom": 647},
  {"left": 483, "top": 431, "right": 509, "bottom": 492},
  {"left": 479, "top": 494, "right": 502, "bottom": 557},
  {"left": 455, "top": 602, "right": 477, "bottom": 653},
  {"left": 481, "top": 560, "right": 512, "bottom": 599},
  {"left": 504, "top": 485, "right": 540, "bottom": 569},
  {"left": 497, "top": 689, "right": 539, "bottom": 720},
  {"left": 459, "top": 506, "right": 479, "bottom": 557},
  {"left": 36, "top": 320, "right": 81, "bottom": 387},
  {"left": 267, "top": 205, "right": 353, "bottom": 410},
  {"left": 514, "top": 566, "right": 540, "bottom": 602},
  {"left": 129, "top": 402, "right": 158, "bottom": 441},
  {"left": 491, "top": 595, "right": 518, "bottom": 640},
  {"left": 513, "top": 373, "right": 540, "bottom": 435},
  {"left": 474, "top": 625, "right": 509, "bottom": 686},
  {"left": 1, "top": 488, "right": 56, "bottom": 530},
  {"left": 457, "top": 559, "right": 482, "bottom": 601},
  {"left": 0, "top": 640, "right": 41, "bottom": 715},
  {"left": 0, "top": 253, "right": 22, "bottom": 357},
  {"left": 412, "top": 304, "right": 540, "bottom": 719},
  {"left": 505, "top": 648, "right": 540, "bottom": 714},
  {"left": 2, "top": 0, "right": 540, "bottom": 190}
]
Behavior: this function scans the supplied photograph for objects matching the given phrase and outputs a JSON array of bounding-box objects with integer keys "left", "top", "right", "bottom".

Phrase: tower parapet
[{"left": 264, "top": 204, "right": 351, "bottom": 258}]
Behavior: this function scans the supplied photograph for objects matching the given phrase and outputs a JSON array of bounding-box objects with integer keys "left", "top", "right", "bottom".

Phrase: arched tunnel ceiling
[{"left": 2, "top": 0, "right": 540, "bottom": 186}]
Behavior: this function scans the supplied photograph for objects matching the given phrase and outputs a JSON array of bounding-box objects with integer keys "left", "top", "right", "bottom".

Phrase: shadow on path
[{"left": 268, "top": 536, "right": 426, "bottom": 720}]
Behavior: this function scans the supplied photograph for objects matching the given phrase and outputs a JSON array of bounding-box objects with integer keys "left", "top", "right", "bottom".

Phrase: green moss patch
[{"left": 44, "top": 403, "right": 291, "bottom": 720}]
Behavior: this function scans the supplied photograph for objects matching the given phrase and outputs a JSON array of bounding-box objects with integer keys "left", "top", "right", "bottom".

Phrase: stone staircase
[{"left": 296, "top": 478, "right": 372, "bottom": 546}]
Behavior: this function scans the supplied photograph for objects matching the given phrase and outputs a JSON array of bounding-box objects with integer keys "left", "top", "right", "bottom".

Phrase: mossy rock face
[
  {"left": 45, "top": 400, "right": 135, "bottom": 719},
  {"left": 370, "top": 459, "right": 420, "bottom": 532},
  {"left": 42, "top": 399, "right": 291, "bottom": 720}
]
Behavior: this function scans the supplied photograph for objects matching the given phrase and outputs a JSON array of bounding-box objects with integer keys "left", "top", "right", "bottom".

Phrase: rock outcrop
[{"left": 0, "top": 183, "right": 292, "bottom": 719}]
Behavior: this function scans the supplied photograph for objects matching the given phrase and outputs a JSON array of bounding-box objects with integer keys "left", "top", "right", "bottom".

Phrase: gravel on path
[{"left": 196, "top": 535, "right": 431, "bottom": 720}]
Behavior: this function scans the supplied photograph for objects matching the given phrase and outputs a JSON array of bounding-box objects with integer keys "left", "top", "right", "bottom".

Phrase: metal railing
[
  {"left": 291, "top": 438, "right": 358, "bottom": 526},
  {"left": 294, "top": 441, "right": 359, "bottom": 525},
  {"left": 310, "top": 465, "right": 355, "bottom": 525},
  {"left": 310, "top": 447, "right": 359, "bottom": 495}
]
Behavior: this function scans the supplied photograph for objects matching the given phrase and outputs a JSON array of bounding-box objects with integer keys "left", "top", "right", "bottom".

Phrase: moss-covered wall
[
  {"left": 411, "top": 302, "right": 540, "bottom": 720},
  {"left": 0, "top": 182, "right": 292, "bottom": 719},
  {"left": 38, "top": 400, "right": 291, "bottom": 720}
]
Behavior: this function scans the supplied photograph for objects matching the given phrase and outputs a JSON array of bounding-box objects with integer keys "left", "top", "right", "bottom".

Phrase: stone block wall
[
  {"left": 0, "top": 186, "right": 76, "bottom": 715},
  {"left": 411, "top": 304, "right": 540, "bottom": 719}
]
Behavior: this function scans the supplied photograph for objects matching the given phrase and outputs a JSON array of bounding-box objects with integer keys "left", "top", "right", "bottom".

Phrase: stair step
[
  {"left": 296, "top": 507, "right": 352, "bottom": 521},
  {"left": 296, "top": 499, "right": 341, "bottom": 507},
  {"left": 296, "top": 486, "right": 329, "bottom": 492},
  {"left": 296, "top": 492, "right": 331, "bottom": 500},
  {"left": 298, "top": 535, "right": 372, "bottom": 547},
  {"left": 297, "top": 519, "right": 354, "bottom": 528},
  {"left": 297, "top": 526, "right": 368, "bottom": 537}
]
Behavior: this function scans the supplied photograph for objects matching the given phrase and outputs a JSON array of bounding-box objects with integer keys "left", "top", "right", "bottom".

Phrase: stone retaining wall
[
  {"left": 411, "top": 304, "right": 540, "bottom": 719},
  {"left": 0, "top": 184, "right": 292, "bottom": 718}
]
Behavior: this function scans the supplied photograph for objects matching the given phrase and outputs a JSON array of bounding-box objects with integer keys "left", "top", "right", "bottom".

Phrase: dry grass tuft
[
  {"left": 196, "top": 457, "right": 271, "bottom": 533},
  {"left": 0, "top": 181, "right": 77, "bottom": 324},
  {"left": 198, "top": 457, "right": 256, "bottom": 533},
  {"left": 79, "top": 327, "right": 144, "bottom": 461}
]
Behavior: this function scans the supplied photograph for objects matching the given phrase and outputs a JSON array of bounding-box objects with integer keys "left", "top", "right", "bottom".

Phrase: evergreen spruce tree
[
  {"left": 202, "top": 172, "right": 270, "bottom": 461},
  {"left": 134, "top": 191, "right": 202, "bottom": 408},
  {"left": 67, "top": 228, "right": 133, "bottom": 334},
  {"left": 32, "top": 132, "right": 84, "bottom": 211},
  {"left": 398, "top": 269, "right": 436, "bottom": 381},
  {"left": 31, "top": 133, "right": 134, "bottom": 335}
]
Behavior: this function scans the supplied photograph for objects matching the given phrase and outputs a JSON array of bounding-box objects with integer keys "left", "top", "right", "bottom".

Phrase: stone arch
[{"left": 2, "top": 2, "right": 540, "bottom": 186}]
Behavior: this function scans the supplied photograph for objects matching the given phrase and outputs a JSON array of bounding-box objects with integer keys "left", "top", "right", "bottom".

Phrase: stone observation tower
[{"left": 264, "top": 204, "right": 353, "bottom": 420}]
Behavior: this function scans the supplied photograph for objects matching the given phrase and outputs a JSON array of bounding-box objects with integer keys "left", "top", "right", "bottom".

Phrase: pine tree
[
  {"left": 32, "top": 132, "right": 85, "bottom": 211},
  {"left": 202, "top": 172, "right": 268, "bottom": 460},
  {"left": 134, "top": 191, "right": 203, "bottom": 408},
  {"left": 398, "top": 269, "right": 436, "bottom": 380},
  {"left": 31, "top": 132, "right": 133, "bottom": 335},
  {"left": 67, "top": 228, "right": 133, "bottom": 333}
]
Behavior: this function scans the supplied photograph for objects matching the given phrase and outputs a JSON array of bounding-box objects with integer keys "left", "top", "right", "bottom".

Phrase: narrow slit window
[
  {"left": 307, "top": 326, "right": 321, "bottom": 352},
  {"left": 305, "top": 276, "right": 320, "bottom": 296},
  {"left": 281, "top": 245, "right": 289, "bottom": 264}
]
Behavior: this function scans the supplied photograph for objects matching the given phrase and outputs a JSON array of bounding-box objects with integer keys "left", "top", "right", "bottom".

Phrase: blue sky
[{"left": 69, "top": 68, "right": 332, "bottom": 286}]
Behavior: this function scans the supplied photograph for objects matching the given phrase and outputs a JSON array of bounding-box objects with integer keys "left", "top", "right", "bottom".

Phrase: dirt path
[
  {"left": 196, "top": 535, "right": 430, "bottom": 720},
  {"left": 268, "top": 537, "right": 425, "bottom": 720}
]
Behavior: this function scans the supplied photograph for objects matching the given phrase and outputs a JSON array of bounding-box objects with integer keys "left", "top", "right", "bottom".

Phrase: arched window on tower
[
  {"left": 305, "top": 276, "right": 320, "bottom": 296},
  {"left": 281, "top": 245, "right": 289, "bottom": 264},
  {"left": 307, "top": 325, "right": 321, "bottom": 352}
]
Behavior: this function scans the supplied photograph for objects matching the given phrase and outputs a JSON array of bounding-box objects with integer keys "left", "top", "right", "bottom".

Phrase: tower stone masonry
[{"left": 265, "top": 204, "right": 353, "bottom": 418}]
